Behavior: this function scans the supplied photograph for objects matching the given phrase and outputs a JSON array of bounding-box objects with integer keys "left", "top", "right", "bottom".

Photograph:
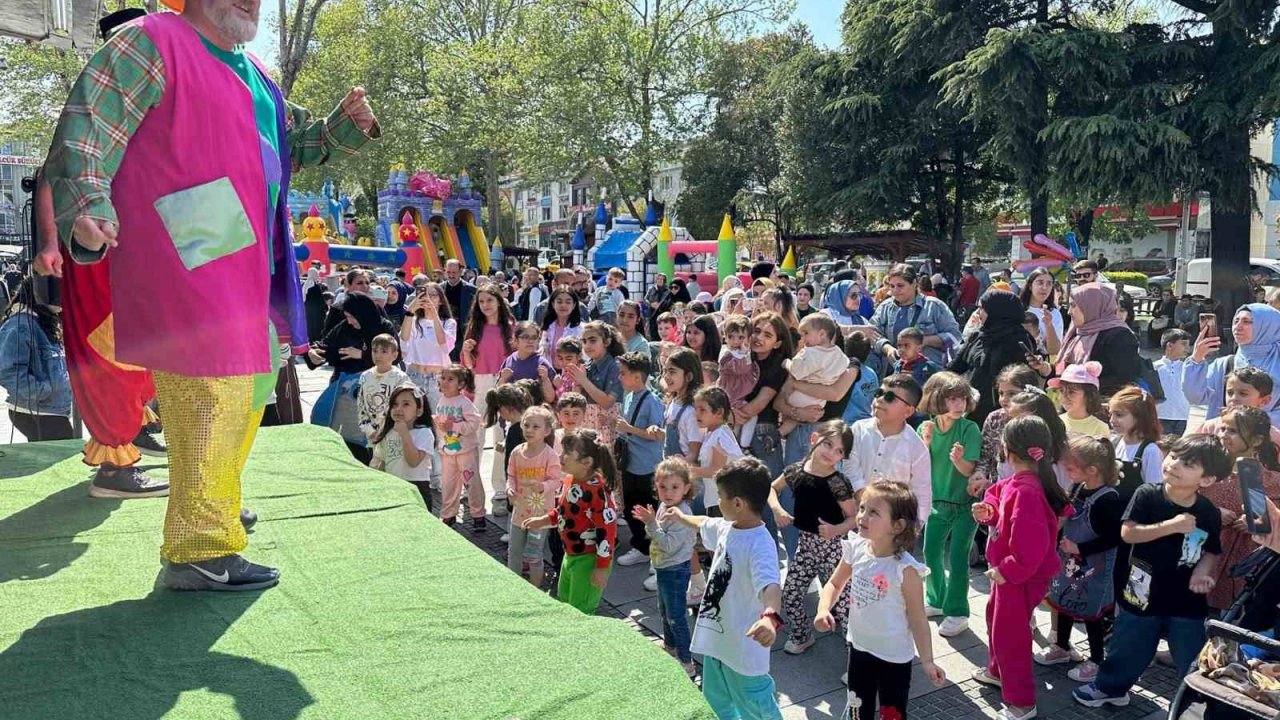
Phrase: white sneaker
[
  {"left": 643, "top": 571, "right": 658, "bottom": 592},
  {"left": 996, "top": 707, "right": 1036, "bottom": 720},
  {"left": 783, "top": 636, "right": 815, "bottom": 655},
  {"left": 938, "top": 616, "right": 970, "bottom": 637},
  {"left": 491, "top": 500, "right": 509, "bottom": 517},
  {"left": 924, "top": 605, "right": 945, "bottom": 618},
  {"left": 687, "top": 572, "right": 707, "bottom": 606},
  {"left": 500, "top": 533, "right": 510, "bottom": 543},
  {"left": 616, "top": 549, "right": 649, "bottom": 567}
]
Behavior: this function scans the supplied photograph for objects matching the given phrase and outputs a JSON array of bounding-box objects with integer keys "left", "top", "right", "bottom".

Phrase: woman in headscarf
[
  {"left": 949, "top": 291, "right": 1037, "bottom": 425},
  {"left": 1054, "top": 283, "right": 1141, "bottom": 397},
  {"left": 649, "top": 277, "right": 692, "bottom": 338},
  {"left": 821, "top": 279, "right": 861, "bottom": 325},
  {"left": 304, "top": 281, "right": 331, "bottom": 345},
  {"left": 306, "top": 293, "right": 397, "bottom": 462},
  {"left": 1185, "top": 303, "right": 1280, "bottom": 427}
]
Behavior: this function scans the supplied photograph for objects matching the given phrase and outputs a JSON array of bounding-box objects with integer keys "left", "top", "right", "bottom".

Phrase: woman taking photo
[
  {"left": 949, "top": 290, "right": 1038, "bottom": 425},
  {"left": 1020, "top": 267, "right": 1063, "bottom": 357}
]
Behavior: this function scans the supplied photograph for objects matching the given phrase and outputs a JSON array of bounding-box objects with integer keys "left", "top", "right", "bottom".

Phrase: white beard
[{"left": 210, "top": 1, "right": 258, "bottom": 43}]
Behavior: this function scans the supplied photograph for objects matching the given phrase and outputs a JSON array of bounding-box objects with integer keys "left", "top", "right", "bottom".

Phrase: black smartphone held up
[{"left": 1238, "top": 458, "right": 1273, "bottom": 535}]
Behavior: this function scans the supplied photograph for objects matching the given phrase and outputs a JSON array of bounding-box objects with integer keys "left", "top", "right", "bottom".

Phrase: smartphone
[
  {"left": 1200, "top": 312, "right": 1218, "bottom": 336},
  {"left": 1238, "top": 457, "right": 1273, "bottom": 535},
  {"left": 742, "top": 297, "right": 756, "bottom": 313}
]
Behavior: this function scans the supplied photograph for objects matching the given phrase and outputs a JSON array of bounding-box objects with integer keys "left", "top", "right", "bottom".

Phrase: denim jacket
[
  {"left": 0, "top": 311, "right": 72, "bottom": 416},
  {"left": 870, "top": 294, "right": 961, "bottom": 366}
]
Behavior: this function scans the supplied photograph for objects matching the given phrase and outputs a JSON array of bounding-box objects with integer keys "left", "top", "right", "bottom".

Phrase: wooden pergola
[{"left": 784, "top": 230, "right": 939, "bottom": 263}]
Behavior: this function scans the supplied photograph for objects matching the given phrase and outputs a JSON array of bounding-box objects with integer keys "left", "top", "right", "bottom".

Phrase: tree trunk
[
  {"left": 485, "top": 151, "right": 502, "bottom": 272},
  {"left": 1209, "top": 125, "right": 1254, "bottom": 333},
  {"left": 1027, "top": 0, "right": 1051, "bottom": 239},
  {"left": 951, "top": 140, "right": 965, "bottom": 280}
]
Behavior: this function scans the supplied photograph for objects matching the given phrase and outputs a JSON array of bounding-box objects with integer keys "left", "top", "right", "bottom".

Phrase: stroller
[{"left": 1167, "top": 547, "right": 1280, "bottom": 720}]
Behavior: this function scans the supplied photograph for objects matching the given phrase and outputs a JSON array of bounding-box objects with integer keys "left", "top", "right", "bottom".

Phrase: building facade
[{"left": 0, "top": 141, "right": 42, "bottom": 243}]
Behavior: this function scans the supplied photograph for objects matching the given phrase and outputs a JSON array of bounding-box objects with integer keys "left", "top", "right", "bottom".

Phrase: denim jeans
[
  {"left": 656, "top": 560, "right": 693, "bottom": 662},
  {"left": 1096, "top": 607, "right": 1206, "bottom": 696},
  {"left": 750, "top": 422, "right": 784, "bottom": 545}
]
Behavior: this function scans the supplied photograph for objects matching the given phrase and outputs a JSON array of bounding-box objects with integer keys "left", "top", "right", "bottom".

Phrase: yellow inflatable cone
[{"left": 781, "top": 246, "right": 797, "bottom": 276}]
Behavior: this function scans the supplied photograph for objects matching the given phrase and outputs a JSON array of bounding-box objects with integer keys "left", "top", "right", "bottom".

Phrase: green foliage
[
  {"left": 676, "top": 29, "right": 814, "bottom": 242},
  {"left": 0, "top": 39, "right": 89, "bottom": 150},
  {"left": 1105, "top": 271, "right": 1148, "bottom": 289}
]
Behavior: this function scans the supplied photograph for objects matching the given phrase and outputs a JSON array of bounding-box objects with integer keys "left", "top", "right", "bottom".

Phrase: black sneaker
[
  {"left": 89, "top": 466, "right": 170, "bottom": 499},
  {"left": 133, "top": 428, "right": 168, "bottom": 457},
  {"left": 472, "top": 517, "right": 487, "bottom": 532},
  {"left": 240, "top": 508, "right": 258, "bottom": 531},
  {"left": 160, "top": 554, "right": 280, "bottom": 592}
]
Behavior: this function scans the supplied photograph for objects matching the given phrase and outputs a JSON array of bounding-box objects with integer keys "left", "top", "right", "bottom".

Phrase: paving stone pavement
[{"left": 1, "top": 361, "right": 1200, "bottom": 720}]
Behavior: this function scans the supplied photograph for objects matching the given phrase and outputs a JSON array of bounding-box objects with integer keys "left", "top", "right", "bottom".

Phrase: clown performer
[
  {"left": 33, "top": 8, "right": 171, "bottom": 503},
  {"left": 42, "top": 0, "right": 379, "bottom": 591}
]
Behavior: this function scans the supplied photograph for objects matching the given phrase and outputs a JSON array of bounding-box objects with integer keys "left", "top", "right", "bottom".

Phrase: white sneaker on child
[
  {"left": 938, "top": 617, "right": 969, "bottom": 637},
  {"left": 643, "top": 571, "right": 658, "bottom": 592},
  {"left": 617, "top": 549, "right": 648, "bottom": 567}
]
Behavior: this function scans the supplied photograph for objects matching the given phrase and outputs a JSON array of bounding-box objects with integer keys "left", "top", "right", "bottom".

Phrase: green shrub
[{"left": 1105, "top": 271, "right": 1148, "bottom": 290}]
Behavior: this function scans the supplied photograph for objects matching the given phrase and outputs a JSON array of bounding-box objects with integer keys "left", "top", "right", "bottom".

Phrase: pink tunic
[{"left": 110, "top": 14, "right": 276, "bottom": 375}]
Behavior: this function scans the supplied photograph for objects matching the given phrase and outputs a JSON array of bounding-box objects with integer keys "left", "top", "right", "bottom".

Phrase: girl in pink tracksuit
[{"left": 971, "top": 415, "right": 1070, "bottom": 720}]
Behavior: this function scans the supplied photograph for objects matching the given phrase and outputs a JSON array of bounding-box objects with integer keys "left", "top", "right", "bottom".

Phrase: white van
[{"left": 1183, "top": 257, "right": 1280, "bottom": 296}]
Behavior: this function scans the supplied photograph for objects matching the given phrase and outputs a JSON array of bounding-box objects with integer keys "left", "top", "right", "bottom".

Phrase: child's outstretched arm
[
  {"left": 661, "top": 504, "right": 709, "bottom": 530},
  {"left": 903, "top": 566, "right": 946, "bottom": 686},
  {"left": 813, "top": 559, "right": 852, "bottom": 632}
]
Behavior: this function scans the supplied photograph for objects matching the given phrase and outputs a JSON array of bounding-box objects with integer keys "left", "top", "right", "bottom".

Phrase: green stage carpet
[{"left": 0, "top": 425, "right": 714, "bottom": 720}]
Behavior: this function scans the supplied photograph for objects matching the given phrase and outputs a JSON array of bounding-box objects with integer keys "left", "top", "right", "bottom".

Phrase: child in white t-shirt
[
  {"left": 358, "top": 333, "right": 411, "bottom": 445},
  {"left": 690, "top": 387, "right": 745, "bottom": 515},
  {"left": 664, "top": 456, "right": 784, "bottom": 720},
  {"left": 371, "top": 384, "right": 435, "bottom": 511},
  {"left": 815, "top": 480, "right": 946, "bottom": 720}
]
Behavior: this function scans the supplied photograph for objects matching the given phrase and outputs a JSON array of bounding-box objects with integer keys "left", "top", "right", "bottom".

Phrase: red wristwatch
[{"left": 760, "top": 610, "right": 784, "bottom": 630}]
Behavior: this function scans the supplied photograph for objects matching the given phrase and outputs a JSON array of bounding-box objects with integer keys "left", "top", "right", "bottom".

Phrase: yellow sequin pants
[{"left": 153, "top": 371, "right": 263, "bottom": 564}]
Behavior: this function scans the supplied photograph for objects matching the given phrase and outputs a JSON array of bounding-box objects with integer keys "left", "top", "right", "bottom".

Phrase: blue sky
[{"left": 247, "top": 0, "right": 846, "bottom": 64}]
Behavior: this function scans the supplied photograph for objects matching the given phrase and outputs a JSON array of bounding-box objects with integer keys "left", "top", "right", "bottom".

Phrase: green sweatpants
[
  {"left": 558, "top": 553, "right": 611, "bottom": 614},
  {"left": 923, "top": 500, "right": 979, "bottom": 618}
]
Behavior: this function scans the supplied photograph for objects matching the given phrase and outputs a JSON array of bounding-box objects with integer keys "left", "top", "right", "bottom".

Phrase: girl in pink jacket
[{"left": 971, "top": 415, "right": 1070, "bottom": 720}]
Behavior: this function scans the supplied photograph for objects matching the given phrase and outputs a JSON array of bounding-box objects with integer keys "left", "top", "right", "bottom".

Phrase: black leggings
[
  {"left": 1054, "top": 611, "right": 1108, "bottom": 663},
  {"left": 621, "top": 471, "right": 657, "bottom": 555},
  {"left": 846, "top": 646, "right": 912, "bottom": 720},
  {"left": 408, "top": 480, "right": 434, "bottom": 513},
  {"left": 8, "top": 411, "right": 74, "bottom": 442}
]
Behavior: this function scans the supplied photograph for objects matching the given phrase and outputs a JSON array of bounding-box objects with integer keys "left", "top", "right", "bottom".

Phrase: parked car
[{"left": 1183, "top": 257, "right": 1280, "bottom": 297}]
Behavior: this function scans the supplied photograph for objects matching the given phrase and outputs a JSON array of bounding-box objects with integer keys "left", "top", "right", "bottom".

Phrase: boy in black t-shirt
[{"left": 1074, "top": 435, "right": 1229, "bottom": 708}]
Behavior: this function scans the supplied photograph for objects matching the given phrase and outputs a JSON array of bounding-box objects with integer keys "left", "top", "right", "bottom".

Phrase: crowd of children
[{"left": 338, "top": 265, "right": 1278, "bottom": 720}]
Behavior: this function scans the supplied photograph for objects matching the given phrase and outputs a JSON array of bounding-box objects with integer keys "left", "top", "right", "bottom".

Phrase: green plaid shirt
[{"left": 45, "top": 22, "right": 379, "bottom": 262}]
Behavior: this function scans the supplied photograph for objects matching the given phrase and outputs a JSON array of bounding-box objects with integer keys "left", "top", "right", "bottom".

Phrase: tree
[
  {"left": 277, "top": 0, "right": 329, "bottom": 97},
  {"left": 525, "top": 0, "right": 792, "bottom": 223},
  {"left": 0, "top": 39, "right": 85, "bottom": 150},
  {"left": 675, "top": 29, "right": 814, "bottom": 247},
  {"left": 1023, "top": 6, "right": 1280, "bottom": 313},
  {"left": 779, "top": 0, "right": 1004, "bottom": 274}
]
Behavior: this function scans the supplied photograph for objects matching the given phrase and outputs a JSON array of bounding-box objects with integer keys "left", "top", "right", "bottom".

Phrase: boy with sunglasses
[{"left": 842, "top": 374, "right": 933, "bottom": 526}]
